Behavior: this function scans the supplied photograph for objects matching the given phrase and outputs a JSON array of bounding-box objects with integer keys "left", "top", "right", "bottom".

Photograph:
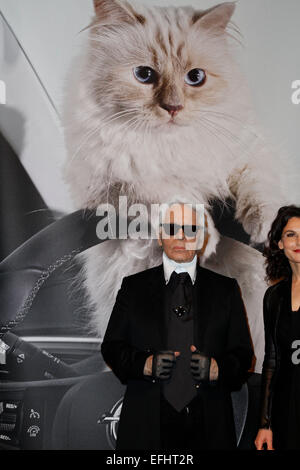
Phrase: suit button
[
  {"left": 196, "top": 384, "right": 200, "bottom": 389},
  {"left": 152, "top": 379, "right": 156, "bottom": 383}
]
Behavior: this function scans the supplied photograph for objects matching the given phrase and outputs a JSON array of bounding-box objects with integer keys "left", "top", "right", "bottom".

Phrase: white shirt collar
[{"left": 162, "top": 251, "right": 197, "bottom": 285}]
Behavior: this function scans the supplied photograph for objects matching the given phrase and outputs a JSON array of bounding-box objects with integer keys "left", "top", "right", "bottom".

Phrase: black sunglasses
[{"left": 160, "top": 223, "right": 201, "bottom": 238}]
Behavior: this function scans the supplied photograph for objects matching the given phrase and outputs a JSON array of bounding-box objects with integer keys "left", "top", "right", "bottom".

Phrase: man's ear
[
  {"left": 93, "top": 0, "right": 137, "bottom": 25},
  {"left": 197, "top": 213, "right": 210, "bottom": 256},
  {"left": 192, "top": 2, "right": 236, "bottom": 31}
]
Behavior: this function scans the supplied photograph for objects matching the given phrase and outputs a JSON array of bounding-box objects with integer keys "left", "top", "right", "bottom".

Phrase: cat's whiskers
[
  {"left": 132, "top": 112, "right": 153, "bottom": 142},
  {"left": 124, "top": 116, "right": 143, "bottom": 135},
  {"left": 139, "top": 115, "right": 155, "bottom": 141},
  {"left": 201, "top": 117, "right": 244, "bottom": 159},
  {"left": 200, "top": 114, "right": 254, "bottom": 159},
  {"left": 203, "top": 115, "right": 247, "bottom": 149},
  {"left": 198, "top": 109, "right": 262, "bottom": 141},
  {"left": 139, "top": 118, "right": 151, "bottom": 148},
  {"left": 101, "top": 105, "right": 139, "bottom": 118},
  {"left": 144, "top": 118, "right": 153, "bottom": 142},
  {"left": 98, "top": 110, "right": 140, "bottom": 133},
  {"left": 197, "top": 108, "right": 244, "bottom": 125},
  {"left": 196, "top": 116, "right": 241, "bottom": 162},
  {"left": 107, "top": 115, "right": 141, "bottom": 140},
  {"left": 68, "top": 110, "right": 139, "bottom": 164},
  {"left": 101, "top": 109, "right": 139, "bottom": 124},
  {"left": 68, "top": 126, "right": 100, "bottom": 165},
  {"left": 197, "top": 108, "right": 261, "bottom": 151}
]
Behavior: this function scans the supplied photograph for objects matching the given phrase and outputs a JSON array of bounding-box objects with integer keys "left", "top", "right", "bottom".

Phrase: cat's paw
[{"left": 239, "top": 204, "right": 275, "bottom": 244}]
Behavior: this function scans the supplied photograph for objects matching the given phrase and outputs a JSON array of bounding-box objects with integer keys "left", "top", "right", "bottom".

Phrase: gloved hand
[
  {"left": 190, "top": 349, "right": 211, "bottom": 383},
  {"left": 152, "top": 350, "right": 178, "bottom": 380}
]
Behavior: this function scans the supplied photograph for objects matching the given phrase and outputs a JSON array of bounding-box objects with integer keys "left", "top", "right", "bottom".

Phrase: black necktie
[
  {"left": 163, "top": 271, "right": 197, "bottom": 411},
  {"left": 169, "top": 271, "right": 193, "bottom": 318}
]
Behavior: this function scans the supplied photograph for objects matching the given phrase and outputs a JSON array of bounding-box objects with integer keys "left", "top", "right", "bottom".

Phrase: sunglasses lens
[
  {"left": 171, "top": 224, "right": 182, "bottom": 236},
  {"left": 162, "top": 224, "right": 199, "bottom": 237},
  {"left": 183, "top": 225, "right": 198, "bottom": 238},
  {"left": 161, "top": 224, "right": 170, "bottom": 236},
  {"left": 162, "top": 223, "right": 179, "bottom": 236}
]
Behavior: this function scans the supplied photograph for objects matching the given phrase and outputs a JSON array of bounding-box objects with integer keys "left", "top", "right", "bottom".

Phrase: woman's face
[{"left": 278, "top": 217, "right": 300, "bottom": 265}]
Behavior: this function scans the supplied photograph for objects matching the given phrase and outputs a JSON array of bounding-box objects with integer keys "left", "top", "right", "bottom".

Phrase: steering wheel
[{"left": 0, "top": 210, "right": 107, "bottom": 380}]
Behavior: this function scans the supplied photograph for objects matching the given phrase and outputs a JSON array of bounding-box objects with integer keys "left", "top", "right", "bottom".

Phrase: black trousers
[{"left": 159, "top": 392, "right": 207, "bottom": 451}]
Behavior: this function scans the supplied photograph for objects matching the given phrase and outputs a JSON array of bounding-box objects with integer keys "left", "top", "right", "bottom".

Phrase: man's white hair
[{"left": 158, "top": 197, "right": 205, "bottom": 226}]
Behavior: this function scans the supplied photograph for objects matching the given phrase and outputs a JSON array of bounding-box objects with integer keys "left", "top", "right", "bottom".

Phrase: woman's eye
[
  {"left": 287, "top": 232, "right": 296, "bottom": 237},
  {"left": 184, "top": 68, "right": 206, "bottom": 86},
  {"left": 133, "top": 66, "right": 157, "bottom": 84}
]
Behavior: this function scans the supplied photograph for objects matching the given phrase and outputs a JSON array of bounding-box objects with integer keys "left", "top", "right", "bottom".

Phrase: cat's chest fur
[{"left": 66, "top": 123, "right": 236, "bottom": 208}]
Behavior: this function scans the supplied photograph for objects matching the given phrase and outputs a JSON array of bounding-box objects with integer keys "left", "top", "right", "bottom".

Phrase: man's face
[{"left": 158, "top": 204, "right": 201, "bottom": 263}]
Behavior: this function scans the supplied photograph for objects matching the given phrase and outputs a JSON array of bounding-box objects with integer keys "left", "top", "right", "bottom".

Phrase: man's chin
[{"left": 170, "top": 251, "right": 193, "bottom": 262}]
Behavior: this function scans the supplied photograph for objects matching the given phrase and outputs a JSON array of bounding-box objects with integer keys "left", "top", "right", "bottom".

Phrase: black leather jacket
[{"left": 259, "top": 277, "right": 291, "bottom": 429}]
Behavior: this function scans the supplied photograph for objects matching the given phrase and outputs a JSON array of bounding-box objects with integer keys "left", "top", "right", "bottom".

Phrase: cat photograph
[{"left": 63, "top": 0, "right": 292, "bottom": 372}]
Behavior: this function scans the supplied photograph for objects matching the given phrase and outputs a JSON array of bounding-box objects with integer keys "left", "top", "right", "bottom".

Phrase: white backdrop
[{"left": 0, "top": 0, "right": 299, "bottom": 212}]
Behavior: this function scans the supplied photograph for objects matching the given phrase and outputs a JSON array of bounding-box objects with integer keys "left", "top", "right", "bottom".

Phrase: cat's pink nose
[{"left": 160, "top": 103, "right": 184, "bottom": 117}]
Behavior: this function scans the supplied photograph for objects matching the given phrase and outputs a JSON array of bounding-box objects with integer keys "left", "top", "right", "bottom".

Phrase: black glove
[
  {"left": 152, "top": 350, "right": 177, "bottom": 380},
  {"left": 190, "top": 350, "right": 211, "bottom": 383}
]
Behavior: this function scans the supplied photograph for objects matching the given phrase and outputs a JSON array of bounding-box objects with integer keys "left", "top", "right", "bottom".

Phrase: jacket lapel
[
  {"left": 146, "top": 264, "right": 166, "bottom": 350},
  {"left": 193, "top": 264, "right": 212, "bottom": 350}
]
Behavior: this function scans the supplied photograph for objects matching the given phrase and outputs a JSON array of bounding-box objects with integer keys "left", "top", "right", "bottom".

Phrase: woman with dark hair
[{"left": 255, "top": 205, "right": 300, "bottom": 450}]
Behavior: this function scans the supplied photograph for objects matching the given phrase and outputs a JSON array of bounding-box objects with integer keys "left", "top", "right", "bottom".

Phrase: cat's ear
[
  {"left": 193, "top": 2, "right": 236, "bottom": 31},
  {"left": 93, "top": 0, "right": 139, "bottom": 25}
]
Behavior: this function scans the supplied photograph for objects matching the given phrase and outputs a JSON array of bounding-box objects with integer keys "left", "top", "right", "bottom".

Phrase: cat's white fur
[{"left": 63, "top": 0, "right": 290, "bottom": 372}]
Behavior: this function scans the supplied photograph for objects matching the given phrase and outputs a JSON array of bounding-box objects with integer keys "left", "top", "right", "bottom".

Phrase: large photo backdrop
[{"left": 0, "top": 0, "right": 299, "bottom": 450}]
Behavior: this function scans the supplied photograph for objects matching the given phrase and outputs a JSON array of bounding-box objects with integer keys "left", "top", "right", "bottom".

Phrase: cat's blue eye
[
  {"left": 133, "top": 66, "right": 157, "bottom": 84},
  {"left": 185, "top": 68, "right": 206, "bottom": 87}
]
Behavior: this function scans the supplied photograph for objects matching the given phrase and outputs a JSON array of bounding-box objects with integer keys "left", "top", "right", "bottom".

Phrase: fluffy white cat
[{"left": 63, "top": 0, "right": 289, "bottom": 372}]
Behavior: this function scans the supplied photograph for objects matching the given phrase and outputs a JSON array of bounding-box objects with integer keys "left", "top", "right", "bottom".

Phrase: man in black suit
[{"left": 101, "top": 202, "right": 253, "bottom": 450}]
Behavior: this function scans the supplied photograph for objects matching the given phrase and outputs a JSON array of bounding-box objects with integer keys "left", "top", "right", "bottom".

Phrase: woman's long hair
[{"left": 264, "top": 205, "right": 300, "bottom": 283}]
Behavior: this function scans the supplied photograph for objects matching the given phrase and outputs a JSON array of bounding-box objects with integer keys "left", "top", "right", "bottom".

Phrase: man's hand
[
  {"left": 144, "top": 351, "right": 180, "bottom": 379},
  {"left": 209, "top": 357, "right": 219, "bottom": 381},
  {"left": 254, "top": 429, "right": 274, "bottom": 450},
  {"left": 144, "top": 355, "right": 154, "bottom": 376},
  {"left": 190, "top": 345, "right": 218, "bottom": 382}
]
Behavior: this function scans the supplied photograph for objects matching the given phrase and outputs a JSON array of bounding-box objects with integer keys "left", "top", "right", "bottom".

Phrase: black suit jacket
[{"left": 101, "top": 263, "right": 254, "bottom": 449}]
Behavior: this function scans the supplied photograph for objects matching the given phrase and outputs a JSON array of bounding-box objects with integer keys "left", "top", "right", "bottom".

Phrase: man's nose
[
  {"left": 160, "top": 103, "right": 184, "bottom": 117},
  {"left": 175, "top": 227, "right": 185, "bottom": 239}
]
